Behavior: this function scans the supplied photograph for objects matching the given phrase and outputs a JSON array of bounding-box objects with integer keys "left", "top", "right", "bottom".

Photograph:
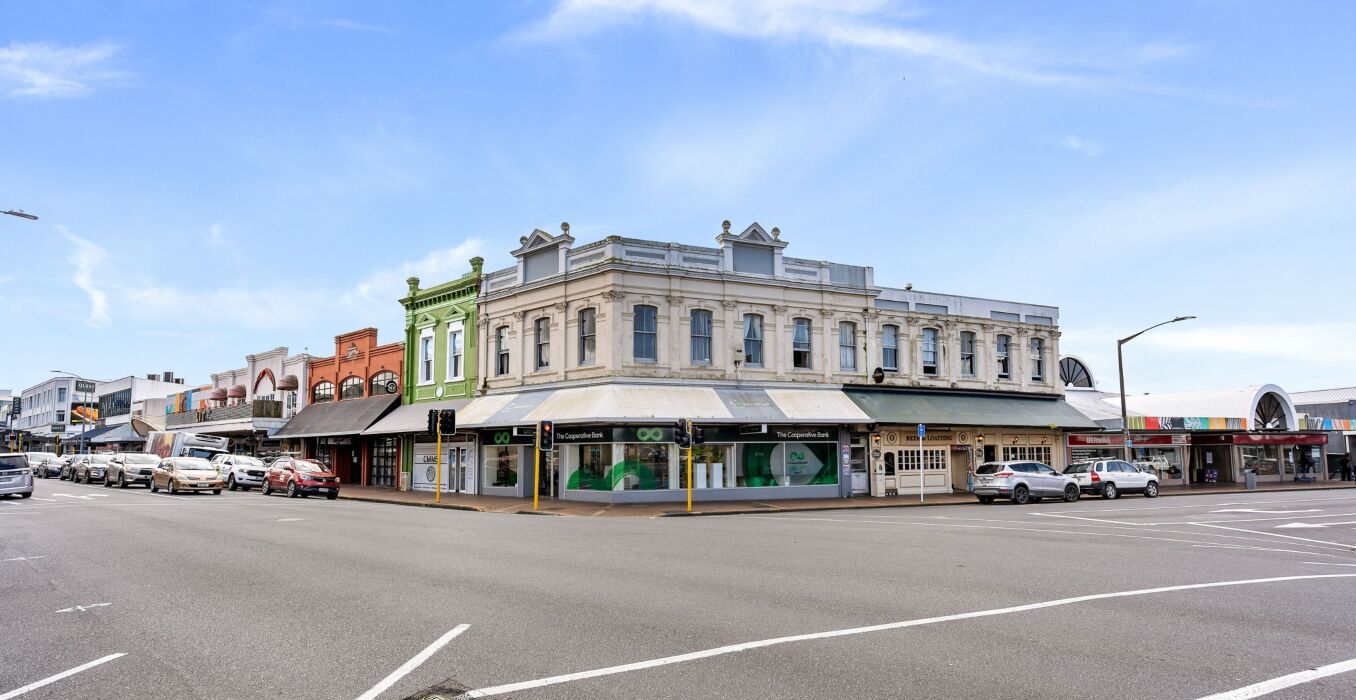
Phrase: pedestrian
[{"left": 1341, "top": 454, "right": 1354, "bottom": 482}]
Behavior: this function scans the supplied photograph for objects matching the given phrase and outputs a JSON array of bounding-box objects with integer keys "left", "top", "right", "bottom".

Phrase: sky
[{"left": 2, "top": 0, "right": 1355, "bottom": 398}]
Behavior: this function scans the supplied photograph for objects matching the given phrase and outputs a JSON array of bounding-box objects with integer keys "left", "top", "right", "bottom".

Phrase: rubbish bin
[{"left": 1244, "top": 469, "right": 1257, "bottom": 490}]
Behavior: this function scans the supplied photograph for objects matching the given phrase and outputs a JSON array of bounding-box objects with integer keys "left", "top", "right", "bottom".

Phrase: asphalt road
[{"left": 4, "top": 479, "right": 1356, "bottom": 699}]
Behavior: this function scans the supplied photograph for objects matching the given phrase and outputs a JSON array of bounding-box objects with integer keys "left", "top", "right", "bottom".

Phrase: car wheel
[
  {"left": 326, "top": 493, "right": 338, "bottom": 500},
  {"left": 213, "top": 489, "right": 222, "bottom": 495},
  {"left": 287, "top": 482, "right": 297, "bottom": 498},
  {"left": 977, "top": 496, "right": 994, "bottom": 504},
  {"left": 1012, "top": 485, "right": 1030, "bottom": 505},
  {"left": 168, "top": 480, "right": 177, "bottom": 495},
  {"left": 103, "top": 473, "right": 113, "bottom": 487},
  {"left": 261, "top": 481, "right": 272, "bottom": 496},
  {"left": 20, "top": 492, "right": 32, "bottom": 499},
  {"left": 150, "top": 480, "right": 159, "bottom": 493},
  {"left": 1102, "top": 482, "right": 1119, "bottom": 499},
  {"left": 119, "top": 473, "right": 128, "bottom": 488},
  {"left": 1063, "top": 485, "right": 1080, "bottom": 502},
  {"left": 1145, "top": 481, "right": 1159, "bottom": 498},
  {"left": 227, "top": 475, "right": 237, "bottom": 491}
]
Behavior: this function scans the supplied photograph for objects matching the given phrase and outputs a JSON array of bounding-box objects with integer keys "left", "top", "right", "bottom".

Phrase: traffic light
[
  {"left": 674, "top": 419, "right": 691, "bottom": 449},
  {"left": 438, "top": 409, "right": 457, "bottom": 435},
  {"left": 427, "top": 409, "right": 439, "bottom": 436},
  {"left": 537, "top": 420, "right": 554, "bottom": 451},
  {"left": 692, "top": 425, "right": 705, "bottom": 445}
]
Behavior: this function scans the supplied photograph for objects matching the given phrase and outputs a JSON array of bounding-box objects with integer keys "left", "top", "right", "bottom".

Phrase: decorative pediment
[
  {"left": 715, "top": 220, "right": 788, "bottom": 249},
  {"left": 511, "top": 223, "right": 576, "bottom": 258}
]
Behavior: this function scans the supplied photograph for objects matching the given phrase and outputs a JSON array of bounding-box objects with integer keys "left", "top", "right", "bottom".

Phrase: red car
[{"left": 261, "top": 457, "right": 340, "bottom": 500}]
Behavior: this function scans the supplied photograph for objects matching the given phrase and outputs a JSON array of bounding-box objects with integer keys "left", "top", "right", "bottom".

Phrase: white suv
[
  {"left": 1063, "top": 460, "right": 1159, "bottom": 499},
  {"left": 973, "top": 461, "right": 1081, "bottom": 505},
  {"left": 211, "top": 454, "right": 269, "bottom": 491}
]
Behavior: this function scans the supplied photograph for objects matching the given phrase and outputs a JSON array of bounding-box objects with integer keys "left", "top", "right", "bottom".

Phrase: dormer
[
  {"left": 715, "top": 220, "right": 788, "bottom": 276},
  {"left": 512, "top": 223, "right": 575, "bottom": 284}
]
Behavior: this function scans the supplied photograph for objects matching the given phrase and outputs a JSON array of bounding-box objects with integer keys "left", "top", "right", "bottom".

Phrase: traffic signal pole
[
  {"left": 686, "top": 440, "right": 694, "bottom": 513},
  {"left": 435, "top": 420, "right": 443, "bottom": 505},
  {"left": 532, "top": 434, "right": 541, "bottom": 512}
]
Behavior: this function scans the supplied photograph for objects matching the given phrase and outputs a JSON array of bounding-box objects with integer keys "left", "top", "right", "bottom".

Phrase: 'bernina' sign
[{"left": 1067, "top": 434, "right": 1189, "bottom": 446}]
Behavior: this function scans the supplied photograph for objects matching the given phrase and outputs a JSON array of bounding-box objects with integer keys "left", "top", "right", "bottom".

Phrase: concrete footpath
[{"left": 338, "top": 479, "right": 1356, "bottom": 518}]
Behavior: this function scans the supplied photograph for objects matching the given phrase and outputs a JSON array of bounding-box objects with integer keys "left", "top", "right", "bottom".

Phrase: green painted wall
[{"left": 397, "top": 258, "right": 482, "bottom": 483}]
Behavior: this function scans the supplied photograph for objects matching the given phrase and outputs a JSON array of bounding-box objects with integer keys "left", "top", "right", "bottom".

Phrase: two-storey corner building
[
  {"left": 273, "top": 329, "right": 403, "bottom": 486},
  {"left": 82, "top": 373, "right": 190, "bottom": 450},
  {"left": 361, "top": 259, "right": 483, "bottom": 492},
  {"left": 164, "top": 347, "right": 313, "bottom": 456},
  {"left": 454, "top": 220, "right": 1095, "bottom": 505}
]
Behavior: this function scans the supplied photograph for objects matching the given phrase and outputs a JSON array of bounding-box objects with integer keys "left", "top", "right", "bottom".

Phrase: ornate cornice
[
  {"left": 721, "top": 300, "right": 739, "bottom": 310},
  {"left": 600, "top": 290, "right": 626, "bottom": 301}
]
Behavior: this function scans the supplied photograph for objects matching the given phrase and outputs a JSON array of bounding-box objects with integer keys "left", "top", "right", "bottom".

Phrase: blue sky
[{"left": 3, "top": 1, "right": 1354, "bottom": 397}]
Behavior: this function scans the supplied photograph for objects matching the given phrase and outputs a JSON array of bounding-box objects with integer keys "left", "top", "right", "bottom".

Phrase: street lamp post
[
  {"left": 1117, "top": 316, "right": 1197, "bottom": 461},
  {"left": 51, "top": 370, "right": 97, "bottom": 454},
  {"left": 3, "top": 209, "right": 39, "bottom": 220}
]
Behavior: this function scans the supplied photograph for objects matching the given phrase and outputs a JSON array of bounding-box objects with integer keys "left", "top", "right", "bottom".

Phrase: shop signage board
[
  {"left": 50, "top": 423, "right": 65, "bottom": 433},
  {"left": 481, "top": 429, "right": 535, "bottom": 446},
  {"left": 701, "top": 425, "right": 837, "bottom": 444},
  {"left": 75, "top": 379, "right": 96, "bottom": 394},
  {"left": 10, "top": 397, "right": 19, "bottom": 417},
  {"left": 1068, "top": 434, "right": 1190, "bottom": 447}
]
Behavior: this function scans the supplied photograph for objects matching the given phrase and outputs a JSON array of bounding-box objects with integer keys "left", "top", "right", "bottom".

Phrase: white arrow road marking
[
  {"left": 32, "top": 497, "right": 57, "bottom": 501},
  {"left": 1275, "top": 520, "right": 1356, "bottom": 529},
  {"left": 0, "top": 653, "right": 126, "bottom": 700},
  {"left": 2, "top": 556, "right": 46, "bottom": 562},
  {"left": 462, "top": 574, "right": 1356, "bottom": 698},
  {"left": 54, "top": 603, "right": 111, "bottom": 613},
  {"left": 53, "top": 493, "right": 108, "bottom": 500},
  {"left": 1192, "top": 655, "right": 1356, "bottom": 699},
  {"left": 355, "top": 624, "right": 471, "bottom": 700},
  {"left": 1210, "top": 508, "right": 1322, "bottom": 514},
  {"left": 1193, "top": 522, "right": 1356, "bottom": 551}
]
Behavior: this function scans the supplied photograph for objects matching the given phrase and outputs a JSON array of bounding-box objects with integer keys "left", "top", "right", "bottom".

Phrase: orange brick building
[{"left": 294, "top": 328, "right": 404, "bottom": 486}]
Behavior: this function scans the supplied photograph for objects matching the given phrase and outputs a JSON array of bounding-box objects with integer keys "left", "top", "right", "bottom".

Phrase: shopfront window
[
  {"left": 692, "top": 444, "right": 735, "bottom": 488},
  {"left": 898, "top": 448, "right": 948, "bottom": 472},
  {"left": 483, "top": 445, "right": 520, "bottom": 487},
  {"left": 621, "top": 442, "right": 670, "bottom": 490},
  {"left": 1002, "top": 445, "right": 1053, "bottom": 464},
  {"left": 1283, "top": 446, "right": 1321, "bottom": 480},
  {"left": 739, "top": 443, "right": 784, "bottom": 487},
  {"left": 782, "top": 443, "right": 839, "bottom": 486},
  {"left": 370, "top": 437, "right": 397, "bottom": 487},
  {"left": 568, "top": 444, "right": 613, "bottom": 491},
  {"left": 1241, "top": 446, "right": 1279, "bottom": 476}
]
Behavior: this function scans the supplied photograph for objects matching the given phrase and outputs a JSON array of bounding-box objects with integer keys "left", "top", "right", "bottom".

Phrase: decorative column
[
  {"left": 772, "top": 305, "right": 788, "bottom": 378},
  {"left": 667, "top": 295, "right": 685, "bottom": 374}
]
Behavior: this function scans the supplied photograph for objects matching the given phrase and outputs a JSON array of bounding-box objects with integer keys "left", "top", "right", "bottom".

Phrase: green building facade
[{"left": 396, "top": 257, "right": 482, "bottom": 490}]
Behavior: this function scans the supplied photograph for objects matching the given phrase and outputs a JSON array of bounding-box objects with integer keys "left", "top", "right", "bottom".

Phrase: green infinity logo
[
  {"left": 636, "top": 427, "right": 664, "bottom": 442},
  {"left": 790, "top": 451, "right": 806, "bottom": 461},
  {"left": 493, "top": 431, "right": 511, "bottom": 445}
]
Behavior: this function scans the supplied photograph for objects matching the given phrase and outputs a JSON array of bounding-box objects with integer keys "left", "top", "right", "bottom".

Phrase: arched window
[
  {"left": 1059, "top": 357, "right": 1094, "bottom": 388},
  {"left": 370, "top": 371, "right": 398, "bottom": 396},
  {"left": 312, "top": 381, "right": 335, "bottom": 404},
  {"left": 1255, "top": 393, "right": 1288, "bottom": 430},
  {"left": 339, "top": 376, "right": 363, "bottom": 400},
  {"left": 743, "top": 314, "right": 764, "bottom": 367}
]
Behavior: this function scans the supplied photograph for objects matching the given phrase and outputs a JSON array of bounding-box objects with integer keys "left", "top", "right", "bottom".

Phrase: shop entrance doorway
[
  {"left": 1191, "top": 446, "right": 1233, "bottom": 484},
  {"left": 536, "top": 450, "right": 558, "bottom": 499},
  {"left": 850, "top": 440, "right": 868, "bottom": 494}
]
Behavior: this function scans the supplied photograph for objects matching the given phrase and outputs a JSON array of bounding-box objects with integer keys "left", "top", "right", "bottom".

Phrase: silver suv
[
  {"left": 0, "top": 453, "right": 34, "bottom": 498},
  {"left": 210, "top": 454, "right": 268, "bottom": 491},
  {"left": 973, "top": 461, "right": 1080, "bottom": 505},
  {"left": 70, "top": 454, "right": 114, "bottom": 484},
  {"left": 1063, "top": 460, "right": 1159, "bottom": 499}
]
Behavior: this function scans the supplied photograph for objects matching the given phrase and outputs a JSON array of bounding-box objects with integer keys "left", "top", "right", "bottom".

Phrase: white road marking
[
  {"left": 53, "top": 493, "right": 108, "bottom": 500},
  {"left": 355, "top": 624, "right": 470, "bottom": 700},
  {"left": 1189, "top": 545, "right": 1327, "bottom": 555},
  {"left": 32, "top": 497, "right": 57, "bottom": 501},
  {"left": 463, "top": 574, "right": 1356, "bottom": 698},
  {"left": 54, "top": 603, "right": 111, "bottom": 613},
  {"left": 1275, "top": 520, "right": 1356, "bottom": 529},
  {"left": 1301, "top": 561, "right": 1356, "bottom": 568},
  {"left": 1193, "top": 656, "right": 1356, "bottom": 699},
  {"left": 0, "top": 653, "right": 125, "bottom": 700},
  {"left": 2, "top": 555, "right": 46, "bottom": 562},
  {"left": 277, "top": 517, "right": 307, "bottom": 522},
  {"left": 1193, "top": 522, "right": 1356, "bottom": 551},
  {"left": 1210, "top": 508, "right": 1322, "bottom": 514},
  {"left": 1029, "top": 513, "right": 1139, "bottom": 525},
  {"left": 1057, "top": 494, "right": 1356, "bottom": 515}
]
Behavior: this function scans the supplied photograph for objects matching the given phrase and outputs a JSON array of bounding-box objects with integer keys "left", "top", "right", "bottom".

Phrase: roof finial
[
  {"left": 770, "top": 226, "right": 780, "bottom": 240},
  {"left": 519, "top": 235, "right": 529, "bottom": 245},
  {"left": 721, "top": 219, "right": 731, "bottom": 234},
  {"left": 406, "top": 276, "right": 420, "bottom": 297},
  {"left": 561, "top": 221, "right": 570, "bottom": 234}
]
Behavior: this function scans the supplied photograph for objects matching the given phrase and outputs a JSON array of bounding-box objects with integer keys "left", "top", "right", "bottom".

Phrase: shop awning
[
  {"left": 458, "top": 384, "right": 870, "bottom": 427},
  {"left": 362, "top": 398, "right": 473, "bottom": 436},
  {"left": 90, "top": 423, "right": 143, "bottom": 444},
  {"left": 69, "top": 424, "right": 118, "bottom": 442},
  {"left": 845, "top": 388, "right": 1100, "bottom": 429},
  {"left": 273, "top": 395, "right": 399, "bottom": 439}
]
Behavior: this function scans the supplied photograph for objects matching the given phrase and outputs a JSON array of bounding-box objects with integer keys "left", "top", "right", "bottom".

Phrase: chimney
[
  {"left": 163, "top": 371, "right": 175, "bottom": 383},
  {"left": 175, "top": 378, "right": 185, "bottom": 384},
  {"left": 147, "top": 374, "right": 161, "bottom": 381}
]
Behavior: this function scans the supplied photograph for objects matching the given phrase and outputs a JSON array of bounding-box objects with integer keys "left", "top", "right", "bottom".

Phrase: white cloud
[
  {"left": 1058, "top": 135, "right": 1102, "bottom": 156},
  {"left": 0, "top": 40, "right": 122, "bottom": 98},
  {"left": 524, "top": 0, "right": 1178, "bottom": 88},
  {"left": 1138, "top": 323, "right": 1356, "bottom": 364},
  {"left": 339, "top": 240, "right": 485, "bottom": 318},
  {"left": 62, "top": 230, "right": 111, "bottom": 327},
  {"left": 314, "top": 18, "right": 393, "bottom": 34},
  {"left": 207, "top": 223, "right": 226, "bottom": 248}
]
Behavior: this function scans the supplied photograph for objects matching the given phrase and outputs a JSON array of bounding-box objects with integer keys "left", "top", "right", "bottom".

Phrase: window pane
[
  {"left": 839, "top": 322, "right": 856, "bottom": 370},
  {"left": 738, "top": 443, "right": 784, "bottom": 487},
  {"left": 483, "top": 445, "right": 519, "bottom": 487},
  {"left": 690, "top": 310, "right": 712, "bottom": 364},
  {"left": 792, "top": 318, "right": 812, "bottom": 369},
  {"left": 922, "top": 328, "right": 938, "bottom": 374},
  {"left": 996, "top": 334, "right": 1011, "bottom": 378},
  {"left": 567, "top": 443, "right": 613, "bottom": 491},
  {"left": 579, "top": 309, "right": 597, "bottom": 365},
  {"left": 783, "top": 443, "right": 839, "bottom": 486},
  {"left": 743, "top": 314, "right": 763, "bottom": 366},
  {"left": 621, "top": 442, "right": 671, "bottom": 489},
  {"left": 882, "top": 324, "right": 899, "bottom": 371},
  {"left": 634, "top": 306, "right": 657, "bottom": 361}
]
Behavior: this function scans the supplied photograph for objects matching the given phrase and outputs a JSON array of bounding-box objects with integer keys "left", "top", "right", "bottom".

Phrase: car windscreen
[
  {"left": 125, "top": 454, "right": 160, "bottom": 464},
  {"left": 174, "top": 458, "right": 214, "bottom": 471},
  {"left": 295, "top": 460, "right": 328, "bottom": 473},
  {"left": 975, "top": 464, "right": 1005, "bottom": 475},
  {"left": 0, "top": 455, "right": 28, "bottom": 470},
  {"left": 91, "top": 454, "right": 114, "bottom": 463},
  {"left": 1063, "top": 463, "right": 1093, "bottom": 473},
  {"left": 186, "top": 449, "right": 223, "bottom": 460},
  {"left": 233, "top": 457, "right": 264, "bottom": 467}
]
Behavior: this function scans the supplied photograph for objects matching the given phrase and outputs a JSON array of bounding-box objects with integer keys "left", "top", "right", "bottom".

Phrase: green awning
[{"left": 845, "top": 389, "right": 1100, "bottom": 429}]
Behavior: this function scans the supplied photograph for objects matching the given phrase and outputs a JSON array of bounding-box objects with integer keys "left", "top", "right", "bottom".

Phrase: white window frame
[
  {"left": 495, "top": 326, "right": 510, "bottom": 376},
  {"left": 578, "top": 308, "right": 597, "bottom": 366},
  {"left": 1030, "top": 337, "right": 1045, "bottom": 381},
  {"left": 960, "top": 331, "right": 976, "bottom": 378},
  {"left": 921, "top": 328, "right": 939, "bottom": 376},
  {"left": 839, "top": 321, "right": 857, "bottom": 371},
  {"left": 690, "top": 309, "right": 712, "bottom": 366},
  {"left": 792, "top": 317, "right": 812, "bottom": 370},
  {"left": 534, "top": 317, "right": 551, "bottom": 371},
  {"left": 418, "top": 327, "right": 435, "bottom": 385},
  {"left": 996, "top": 334, "right": 1011, "bottom": 379},
  {"left": 881, "top": 324, "right": 899, "bottom": 372},
  {"left": 743, "top": 313, "right": 764, "bottom": 367},
  {"left": 446, "top": 322, "right": 465, "bottom": 381}
]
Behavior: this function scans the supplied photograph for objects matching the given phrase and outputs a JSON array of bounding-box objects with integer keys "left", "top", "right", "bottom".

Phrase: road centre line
[
  {"left": 355, "top": 624, "right": 470, "bottom": 700},
  {"left": 0, "top": 653, "right": 126, "bottom": 700},
  {"left": 747, "top": 515, "right": 1354, "bottom": 554},
  {"left": 1193, "top": 655, "right": 1356, "bottom": 699},
  {"left": 1192, "top": 523, "right": 1356, "bottom": 551},
  {"left": 463, "top": 574, "right": 1356, "bottom": 698},
  {"left": 1029, "top": 513, "right": 1141, "bottom": 525}
]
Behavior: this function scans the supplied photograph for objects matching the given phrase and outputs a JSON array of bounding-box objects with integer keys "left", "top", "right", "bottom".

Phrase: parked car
[
  {"left": 0, "top": 453, "right": 34, "bottom": 498},
  {"left": 261, "top": 457, "right": 340, "bottom": 500},
  {"left": 25, "top": 452, "right": 60, "bottom": 478},
  {"left": 104, "top": 453, "right": 160, "bottom": 488},
  {"left": 70, "top": 454, "right": 115, "bottom": 484},
  {"left": 210, "top": 454, "right": 269, "bottom": 491},
  {"left": 1063, "top": 460, "right": 1159, "bottom": 499},
  {"left": 973, "top": 461, "right": 1080, "bottom": 505},
  {"left": 150, "top": 457, "right": 224, "bottom": 495},
  {"left": 57, "top": 455, "right": 77, "bottom": 480}
]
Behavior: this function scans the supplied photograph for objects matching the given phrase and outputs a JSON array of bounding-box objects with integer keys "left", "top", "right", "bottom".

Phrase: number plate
[
  {"left": 318, "top": 488, "right": 330, "bottom": 493},
  {"left": 196, "top": 483, "right": 209, "bottom": 487}
]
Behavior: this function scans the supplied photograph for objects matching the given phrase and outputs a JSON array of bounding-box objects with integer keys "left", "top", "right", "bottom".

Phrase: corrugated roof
[
  {"left": 1290, "top": 387, "right": 1356, "bottom": 405},
  {"left": 845, "top": 389, "right": 1099, "bottom": 429},
  {"left": 362, "top": 398, "right": 473, "bottom": 436},
  {"left": 274, "top": 395, "right": 399, "bottom": 439}
]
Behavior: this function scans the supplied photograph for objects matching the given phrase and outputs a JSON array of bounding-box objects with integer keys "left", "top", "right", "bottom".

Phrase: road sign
[
  {"left": 75, "top": 379, "right": 96, "bottom": 394},
  {"left": 917, "top": 424, "right": 926, "bottom": 438}
]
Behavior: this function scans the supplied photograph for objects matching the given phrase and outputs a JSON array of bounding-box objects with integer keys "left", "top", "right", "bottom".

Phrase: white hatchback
[{"left": 1063, "top": 460, "right": 1160, "bottom": 499}]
